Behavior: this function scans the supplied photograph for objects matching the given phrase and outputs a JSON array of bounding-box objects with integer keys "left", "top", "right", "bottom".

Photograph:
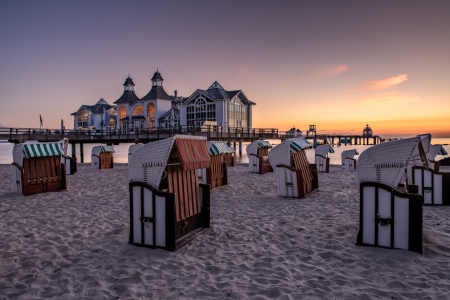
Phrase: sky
[{"left": 0, "top": 0, "right": 449, "bottom": 138}]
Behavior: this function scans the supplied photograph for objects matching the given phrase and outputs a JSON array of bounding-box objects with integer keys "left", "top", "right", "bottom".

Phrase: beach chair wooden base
[
  {"left": 92, "top": 152, "right": 114, "bottom": 169},
  {"left": 315, "top": 155, "right": 330, "bottom": 173},
  {"left": 12, "top": 156, "right": 67, "bottom": 196},
  {"left": 412, "top": 166, "right": 450, "bottom": 205},
  {"left": 344, "top": 158, "right": 357, "bottom": 171},
  {"left": 276, "top": 164, "right": 319, "bottom": 198},
  {"left": 223, "top": 153, "right": 234, "bottom": 167},
  {"left": 206, "top": 155, "right": 228, "bottom": 190},
  {"left": 356, "top": 182, "right": 423, "bottom": 254},
  {"left": 429, "top": 160, "right": 440, "bottom": 172}
]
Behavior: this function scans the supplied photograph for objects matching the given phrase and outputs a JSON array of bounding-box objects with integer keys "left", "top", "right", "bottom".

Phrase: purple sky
[{"left": 1, "top": 0, "right": 449, "bottom": 136}]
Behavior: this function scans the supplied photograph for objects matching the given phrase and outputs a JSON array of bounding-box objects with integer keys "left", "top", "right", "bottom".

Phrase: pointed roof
[
  {"left": 208, "top": 81, "right": 224, "bottom": 90},
  {"left": 141, "top": 86, "right": 173, "bottom": 100},
  {"left": 151, "top": 70, "right": 164, "bottom": 81},
  {"left": 124, "top": 76, "right": 135, "bottom": 86},
  {"left": 71, "top": 99, "right": 114, "bottom": 115},
  {"left": 158, "top": 108, "right": 180, "bottom": 120},
  {"left": 114, "top": 90, "right": 140, "bottom": 104}
]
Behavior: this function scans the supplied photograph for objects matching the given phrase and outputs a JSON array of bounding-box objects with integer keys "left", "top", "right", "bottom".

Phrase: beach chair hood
[
  {"left": 315, "top": 145, "right": 334, "bottom": 158},
  {"left": 246, "top": 140, "right": 272, "bottom": 156},
  {"left": 427, "top": 144, "right": 448, "bottom": 161},
  {"left": 341, "top": 149, "right": 359, "bottom": 165},
  {"left": 129, "top": 135, "right": 210, "bottom": 189},
  {"left": 13, "top": 139, "right": 66, "bottom": 168},
  {"left": 92, "top": 145, "right": 115, "bottom": 157},
  {"left": 268, "top": 137, "right": 312, "bottom": 170},
  {"left": 207, "top": 141, "right": 235, "bottom": 155},
  {"left": 128, "top": 144, "right": 142, "bottom": 155},
  {"left": 357, "top": 134, "right": 430, "bottom": 190}
]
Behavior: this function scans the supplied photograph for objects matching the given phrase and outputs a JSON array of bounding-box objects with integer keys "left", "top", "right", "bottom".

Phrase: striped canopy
[
  {"left": 101, "top": 146, "right": 115, "bottom": 153},
  {"left": 439, "top": 147, "right": 448, "bottom": 155},
  {"left": 23, "top": 142, "right": 64, "bottom": 159},
  {"left": 329, "top": 147, "right": 335, "bottom": 153},
  {"left": 176, "top": 138, "right": 211, "bottom": 171},
  {"left": 209, "top": 142, "right": 234, "bottom": 155},
  {"left": 289, "top": 138, "right": 313, "bottom": 154},
  {"left": 257, "top": 141, "right": 273, "bottom": 149}
]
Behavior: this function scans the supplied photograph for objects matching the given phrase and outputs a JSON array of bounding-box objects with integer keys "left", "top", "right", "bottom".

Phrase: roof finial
[{"left": 128, "top": 73, "right": 130, "bottom": 78}]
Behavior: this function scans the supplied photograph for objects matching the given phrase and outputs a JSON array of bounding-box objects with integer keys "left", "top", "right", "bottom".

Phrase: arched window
[
  {"left": 228, "top": 96, "right": 247, "bottom": 128},
  {"left": 186, "top": 95, "right": 215, "bottom": 126},
  {"left": 77, "top": 108, "right": 89, "bottom": 130},
  {"left": 147, "top": 103, "right": 155, "bottom": 129},
  {"left": 119, "top": 106, "right": 126, "bottom": 129},
  {"left": 108, "top": 107, "right": 116, "bottom": 116},
  {"left": 133, "top": 105, "right": 144, "bottom": 115}
]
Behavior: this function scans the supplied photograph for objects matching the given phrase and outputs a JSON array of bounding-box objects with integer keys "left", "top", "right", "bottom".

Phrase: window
[
  {"left": 119, "top": 106, "right": 126, "bottom": 129},
  {"left": 133, "top": 105, "right": 144, "bottom": 115},
  {"left": 108, "top": 107, "right": 116, "bottom": 116},
  {"left": 166, "top": 112, "right": 180, "bottom": 128},
  {"left": 147, "top": 103, "right": 155, "bottom": 129},
  {"left": 186, "top": 95, "right": 215, "bottom": 126},
  {"left": 228, "top": 96, "right": 247, "bottom": 128},
  {"left": 77, "top": 108, "right": 89, "bottom": 130}
]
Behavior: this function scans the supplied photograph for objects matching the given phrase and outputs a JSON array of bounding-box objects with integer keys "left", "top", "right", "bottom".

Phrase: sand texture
[{"left": 1, "top": 163, "right": 450, "bottom": 299}]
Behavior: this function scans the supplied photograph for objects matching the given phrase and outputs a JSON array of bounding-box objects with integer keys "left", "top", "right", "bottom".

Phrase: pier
[{"left": 278, "top": 134, "right": 384, "bottom": 145}]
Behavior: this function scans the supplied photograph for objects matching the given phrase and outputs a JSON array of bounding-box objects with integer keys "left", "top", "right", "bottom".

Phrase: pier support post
[
  {"left": 233, "top": 142, "right": 236, "bottom": 151},
  {"left": 332, "top": 137, "right": 334, "bottom": 145},
  {"left": 80, "top": 143, "right": 84, "bottom": 163},
  {"left": 71, "top": 143, "right": 76, "bottom": 159},
  {"left": 239, "top": 142, "right": 242, "bottom": 154}
]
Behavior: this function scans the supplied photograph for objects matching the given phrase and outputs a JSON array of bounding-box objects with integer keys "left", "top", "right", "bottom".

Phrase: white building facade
[{"left": 71, "top": 70, "right": 255, "bottom": 131}]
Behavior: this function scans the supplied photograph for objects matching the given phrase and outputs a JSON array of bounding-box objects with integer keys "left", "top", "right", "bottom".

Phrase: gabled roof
[
  {"left": 71, "top": 99, "right": 114, "bottom": 115},
  {"left": 114, "top": 90, "right": 140, "bottom": 104},
  {"left": 158, "top": 108, "right": 180, "bottom": 120},
  {"left": 208, "top": 81, "right": 224, "bottom": 90},
  {"left": 141, "top": 86, "right": 173, "bottom": 100},
  {"left": 183, "top": 82, "right": 256, "bottom": 106}
]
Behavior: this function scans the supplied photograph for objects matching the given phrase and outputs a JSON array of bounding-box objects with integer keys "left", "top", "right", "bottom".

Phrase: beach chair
[
  {"left": 128, "top": 144, "right": 142, "bottom": 164},
  {"left": 356, "top": 135, "right": 429, "bottom": 254},
  {"left": 268, "top": 137, "right": 318, "bottom": 198},
  {"left": 12, "top": 140, "right": 67, "bottom": 196},
  {"left": 412, "top": 138, "right": 450, "bottom": 205},
  {"left": 128, "top": 135, "right": 211, "bottom": 251},
  {"left": 91, "top": 145, "right": 114, "bottom": 169},
  {"left": 247, "top": 140, "right": 273, "bottom": 174},
  {"left": 60, "top": 138, "right": 77, "bottom": 175},
  {"left": 223, "top": 144, "right": 235, "bottom": 167},
  {"left": 198, "top": 142, "right": 231, "bottom": 190},
  {"left": 426, "top": 144, "right": 448, "bottom": 172},
  {"left": 314, "top": 145, "right": 334, "bottom": 173},
  {"left": 341, "top": 149, "right": 359, "bottom": 171}
]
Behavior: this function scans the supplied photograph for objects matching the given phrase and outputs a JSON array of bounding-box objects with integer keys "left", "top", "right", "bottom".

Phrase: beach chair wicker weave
[
  {"left": 12, "top": 139, "right": 67, "bottom": 195},
  {"left": 128, "top": 144, "right": 142, "bottom": 164},
  {"left": 356, "top": 135, "right": 430, "bottom": 254},
  {"left": 91, "top": 146, "right": 114, "bottom": 169},
  {"left": 314, "top": 145, "right": 334, "bottom": 173},
  {"left": 341, "top": 149, "right": 359, "bottom": 171},
  {"left": 128, "top": 135, "right": 211, "bottom": 251},
  {"left": 426, "top": 144, "right": 448, "bottom": 172},
  {"left": 198, "top": 142, "right": 231, "bottom": 190},
  {"left": 247, "top": 140, "right": 273, "bottom": 173},
  {"left": 268, "top": 137, "right": 318, "bottom": 198}
]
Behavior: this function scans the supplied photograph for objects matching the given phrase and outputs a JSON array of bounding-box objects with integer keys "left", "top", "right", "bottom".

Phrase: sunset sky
[{"left": 0, "top": 1, "right": 449, "bottom": 138}]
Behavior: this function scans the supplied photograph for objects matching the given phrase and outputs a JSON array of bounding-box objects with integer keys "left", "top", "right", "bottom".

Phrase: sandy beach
[{"left": 1, "top": 163, "right": 450, "bottom": 299}]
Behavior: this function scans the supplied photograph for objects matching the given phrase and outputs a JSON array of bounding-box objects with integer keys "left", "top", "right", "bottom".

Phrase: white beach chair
[
  {"left": 341, "top": 149, "right": 359, "bottom": 171},
  {"left": 198, "top": 141, "right": 230, "bottom": 189},
  {"left": 356, "top": 135, "right": 428, "bottom": 254},
  {"left": 60, "top": 138, "right": 77, "bottom": 175},
  {"left": 91, "top": 145, "right": 114, "bottom": 169},
  {"left": 246, "top": 140, "right": 273, "bottom": 173},
  {"left": 268, "top": 137, "right": 318, "bottom": 198},
  {"left": 12, "top": 139, "right": 67, "bottom": 195},
  {"left": 128, "top": 144, "right": 142, "bottom": 164},
  {"left": 128, "top": 135, "right": 211, "bottom": 251},
  {"left": 314, "top": 145, "right": 334, "bottom": 173},
  {"left": 411, "top": 136, "right": 450, "bottom": 205}
]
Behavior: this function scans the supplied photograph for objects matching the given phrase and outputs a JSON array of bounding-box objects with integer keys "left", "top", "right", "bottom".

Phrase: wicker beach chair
[
  {"left": 426, "top": 144, "right": 448, "bottom": 172},
  {"left": 128, "top": 135, "right": 211, "bottom": 251},
  {"left": 247, "top": 140, "right": 273, "bottom": 173},
  {"left": 12, "top": 140, "right": 67, "bottom": 195},
  {"left": 268, "top": 137, "right": 318, "bottom": 198},
  {"left": 60, "top": 138, "right": 77, "bottom": 175},
  {"left": 341, "top": 149, "right": 359, "bottom": 171},
  {"left": 198, "top": 141, "right": 231, "bottom": 190},
  {"left": 91, "top": 145, "right": 114, "bottom": 169},
  {"left": 223, "top": 144, "right": 236, "bottom": 167},
  {"left": 128, "top": 144, "right": 142, "bottom": 164},
  {"left": 356, "top": 135, "right": 429, "bottom": 254},
  {"left": 314, "top": 145, "right": 334, "bottom": 173}
]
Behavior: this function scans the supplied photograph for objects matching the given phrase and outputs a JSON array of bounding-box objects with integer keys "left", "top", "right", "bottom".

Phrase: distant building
[
  {"left": 362, "top": 124, "right": 373, "bottom": 137},
  {"left": 71, "top": 70, "right": 255, "bottom": 131},
  {"left": 285, "top": 127, "right": 302, "bottom": 137}
]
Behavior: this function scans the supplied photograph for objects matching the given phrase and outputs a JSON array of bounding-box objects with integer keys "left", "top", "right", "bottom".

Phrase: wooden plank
[
  {"left": 45, "top": 156, "right": 52, "bottom": 182},
  {"left": 184, "top": 171, "right": 194, "bottom": 216},
  {"left": 55, "top": 155, "right": 62, "bottom": 180},
  {"left": 193, "top": 170, "right": 201, "bottom": 213},
  {"left": 49, "top": 156, "right": 56, "bottom": 182},
  {"left": 171, "top": 161, "right": 181, "bottom": 222},
  {"left": 23, "top": 159, "right": 29, "bottom": 186},
  {"left": 167, "top": 160, "right": 180, "bottom": 222},
  {"left": 29, "top": 158, "right": 36, "bottom": 184},
  {"left": 177, "top": 164, "right": 186, "bottom": 220},
  {"left": 190, "top": 170, "right": 197, "bottom": 215},
  {"left": 41, "top": 157, "right": 47, "bottom": 183},
  {"left": 36, "top": 157, "right": 42, "bottom": 184}
]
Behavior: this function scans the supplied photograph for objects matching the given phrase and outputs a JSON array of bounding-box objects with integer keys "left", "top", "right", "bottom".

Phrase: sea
[{"left": 1, "top": 138, "right": 450, "bottom": 165}]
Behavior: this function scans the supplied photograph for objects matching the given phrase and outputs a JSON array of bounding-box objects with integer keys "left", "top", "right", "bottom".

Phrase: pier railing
[{"left": 0, "top": 126, "right": 279, "bottom": 143}]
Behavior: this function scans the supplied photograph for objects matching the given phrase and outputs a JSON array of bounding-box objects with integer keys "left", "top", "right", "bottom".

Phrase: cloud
[
  {"left": 305, "top": 64, "right": 349, "bottom": 79},
  {"left": 352, "top": 93, "right": 420, "bottom": 106},
  {"left": 359, "top": 74, "right": 408, "bottom": 90}
]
